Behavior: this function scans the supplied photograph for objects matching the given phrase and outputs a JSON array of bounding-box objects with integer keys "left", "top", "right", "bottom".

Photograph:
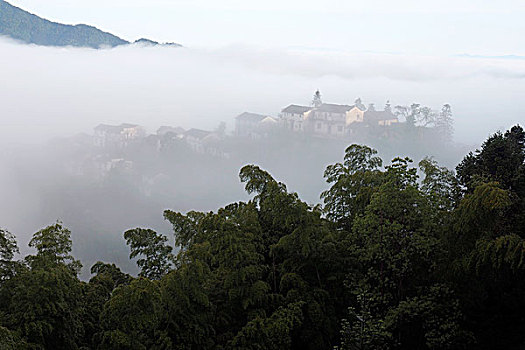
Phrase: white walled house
[
  {"left": 363, "top": 110, "right": 399, "bottom": 126},
  {"left": 346, "top": 106, "right": 366, "bottom": 124},
  {"left": 235, "top": 112, "right": 277, "bottom": 138},
  {"left": 184, "top": 128, "right": 212, "bottom": 153},
  {"left": 184, "top": 128, "right": 227, "bottom": 157},
  {"left": 307, "top": 104, "right": 356, "bottom": 137},
  {"left": 280, "top": 105, "right": 313, "bottom": 132},
  {"left": 157, "top": 126, "right": 185, "bottom": 137},
  {"left": 93, "top": 123, "right": 146, "bottom": 148}
]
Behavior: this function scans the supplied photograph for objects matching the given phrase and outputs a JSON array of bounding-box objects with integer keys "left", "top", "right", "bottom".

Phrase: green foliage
[
  {"left": 337, "top": 304, "right": 392, "bottom": 350},
  {"left": 98, "top": 278, "right": 168, "bottom": 350},
  {"left": 229, "top": 301, "right": 305, "bottom": 350},
  {"left": 0, "top": 326, "right": 25, "bottom": 349},
  {"left": 0, "top": 228, "right": 19, "bottom": 282},
  {"left": 124, "top": 228, "right": 173, "bottom": 280},
  {"left": 2, "top": 264, "right": 84, "bottom": 349},
  {"left": 419, "top": 157, "right": 460, "bottom": 211},
  {"left": 90, "top": 261, "right": 132, "bottom": 288},
  {"left": 2, "top": 125, "right": 525, "bottom": 349},
  {"left": 321, "top": 144, "right": 384, "bottom": 230},
  {"left": 26, "top": 222, "right": 81, "bottom": 273},
  {"left": 0, "top": 0, "right": 128, "bottom": 48},
  {"left": 435, "top": 104, "right": 454, "bottom": 143}
]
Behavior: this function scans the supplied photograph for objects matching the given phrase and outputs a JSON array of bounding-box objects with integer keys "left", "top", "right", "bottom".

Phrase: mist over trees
[
  {"left": 0, "top": 93, "right": 466, "bottom": 279},
  {"left": 0, "top": 125, "right": 524, "bottom": 349}
]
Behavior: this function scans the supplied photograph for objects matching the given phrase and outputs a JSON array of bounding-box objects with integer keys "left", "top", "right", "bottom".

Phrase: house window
[{"left": 316, "top": 123, "right": 322, "bottom": 129}]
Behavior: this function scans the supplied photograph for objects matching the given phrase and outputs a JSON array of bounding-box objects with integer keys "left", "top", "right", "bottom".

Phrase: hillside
[{"left": 0, "top": 0, "right": 128, "bottom": 48}]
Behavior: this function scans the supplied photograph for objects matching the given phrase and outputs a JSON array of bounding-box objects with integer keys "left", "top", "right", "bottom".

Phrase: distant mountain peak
[
  {"left": 134, "top": 38, "right": 183, "bottom": 47},
  {"left": 0, "top": 0, "right": 182, "bottom": 48}
]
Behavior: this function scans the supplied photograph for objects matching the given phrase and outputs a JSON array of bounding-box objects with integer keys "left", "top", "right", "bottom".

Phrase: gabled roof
[
  {"left": 260, "top": 116, "right": 278, "bottom": 124},
  {"left": 364, "top": 110, "right": 398, "bottom": 121},
  {"left": 157, "top": 126, "right": 185, "bottom": 135},
  {"left": 315, "top": 103, "right": 355, "bottom": 114},
  {"left": 281, "top": 105, "right": 313, "bottom": 114},
  {"left": 236, "top": 112, "right": 269, "bottom": 122},
  {"left": 185, "top": 128, "right": 212, "bottom": 139}
]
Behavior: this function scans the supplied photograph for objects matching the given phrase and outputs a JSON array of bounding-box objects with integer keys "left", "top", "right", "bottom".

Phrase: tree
[
  {"left": 435, "top": 104, "right": 454, "bottom": 142},
  {"left": 0, "top": 326, "right": 25, "bottom": 349},
  {"left": 419, "top": 157, "right": 460, "bottom": 211},
  {"left": 0, "top": 228, "right": 19, "bottom": 282},
  {"left": 90, "top": 261, "right": 132, "bottom": 289},
  {"left": 451, "top": 125, "right": 525, "bottom": 349},
  {"left": 3, "top": 263, "right": 84, "bottom": 348},
  {"left": 312, "top": 90, "right": 323, "bottom": 107},
  {"left": 334, "top": 156, "right": 472, "bottom": 349},
  {"left": 99, "top": 278, "right": 168, "bottom": 350},
  {"left": 321, "top": 144, "right": 383, "bottom": 230},
  {"left": 160, "top": 262, "right": 214, "bottom": 349},
  {"left": 26, "top": 221, "right": 81, "bottom": 273},
  {"left": 355, "top": 98, "right": 366, "bottom": 111},
  {"left": 1, "top": 223, "right": 84, "bottom": 349},
  {"left": 82, "top": 262, "right": 134, "bottom": 348},
  {"left": 384, "top": 101, "right": 392, "bottom": 114},
  {"left": 124, "top": 228, "right": 173, "bottom": 280},
  {"left": 395, "top": 104, "right": 420, "bottom": 127},
  {"left": 229, "top": 302, "right": 305, "bottom": 350},
  {"left": 417, "top": 106, "right": 436, "bottom": 127}
]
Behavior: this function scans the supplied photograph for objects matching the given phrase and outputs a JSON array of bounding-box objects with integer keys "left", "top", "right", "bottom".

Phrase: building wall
[
  {"left": 378, "top": 119, "right": 399, "bottom": 126},
  {"left": 346, "top": 107, "right": 365, "bottom": 125},
  {"left": 235, "top": 119, "right": 259, "bottom": 137},
  {"left": 281, "top": 111, "right": 310, "bottom": 132}
]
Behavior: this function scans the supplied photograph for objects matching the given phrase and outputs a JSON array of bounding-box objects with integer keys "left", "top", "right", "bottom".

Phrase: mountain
[
  {"left": 133, "top": 38, "right": 182, "bottom": 47},
  {"left": 0, "top": 0, "right": 127, "bottom": 48},
  {"left": 0, "top": 0, "right": 180, "bottom": 48}
]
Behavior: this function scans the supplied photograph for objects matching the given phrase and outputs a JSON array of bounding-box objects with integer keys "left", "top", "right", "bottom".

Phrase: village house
[
  {"left": 363, "top": 109, "right": 399, "bottom": 126},
  {"left": 280, "top": 105, "right": 313, "bottom": 132},
  {"left": 93, "top": 123, "right": 146, "bottom": 148},
  {"left": 235, "top": 112, "right": 278, "bottom": 138},
  {"left": 307, "top": 103, "right": 366, "bottom": 137},
  {"left": 157, "top": 126, "right": 185, "bottom": 137},
  {"left": 234, "top": 93, "right": 402, "bottom": 140},
  {"left": 184, "top": 128, "right": 227, "bottom": 157}
]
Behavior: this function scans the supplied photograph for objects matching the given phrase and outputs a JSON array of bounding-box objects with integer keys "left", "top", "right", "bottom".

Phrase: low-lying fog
[{"left": 1, "top": 37, "right": 524, "bottom": 277}]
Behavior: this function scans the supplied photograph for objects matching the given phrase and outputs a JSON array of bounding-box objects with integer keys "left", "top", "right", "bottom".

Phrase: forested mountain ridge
[
  {"left": 0, "top": 0, "right": 181, "bottom": 48},
  {"left": 0, "top": 125, "right": 524, "bottom": 349}
]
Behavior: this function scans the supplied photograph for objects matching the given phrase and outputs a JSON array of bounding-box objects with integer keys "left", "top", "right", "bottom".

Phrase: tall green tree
[
  {"left": 322, "top": 144, "right": 383, "bottom": 231},
  {"left": 124, "top": 228, "right": 174, "bottom": 280},
  {"left": 98, "top": 278, "right": 169, "bottom": 350},
  {"left": 2, "top": 223, "right": 84, "bottom": 349},
  {"left": 0, "top": 228, "right": 19, "bottom": 282}
]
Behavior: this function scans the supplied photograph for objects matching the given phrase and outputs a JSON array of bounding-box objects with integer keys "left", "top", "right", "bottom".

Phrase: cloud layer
[{"left": 1, "top": 38, "right": 524, "bottom": 146}]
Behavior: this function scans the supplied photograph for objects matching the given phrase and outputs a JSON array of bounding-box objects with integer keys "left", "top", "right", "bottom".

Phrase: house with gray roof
[
  {"left": 235, "top": 112, "right": 277, "bottom": 138},
  {"left": 93, "top": 123, "right": 145, "bottom": 148},
  {"left": 363, "top": 110, "right": 399, "bottom": 126},
  {"left": 280, "top": 105, "right": 313, "bottom": 132},
  {"left": 307, "top": 103, "right": 365, "bottom": 137}
]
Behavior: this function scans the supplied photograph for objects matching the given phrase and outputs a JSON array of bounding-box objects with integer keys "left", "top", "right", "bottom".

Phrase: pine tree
[
  {"left": 436, "top": 104, "right": 454, "bottom": 142},
  {"left": 312, "top": 90, "right": 322, "bottom": 107}
]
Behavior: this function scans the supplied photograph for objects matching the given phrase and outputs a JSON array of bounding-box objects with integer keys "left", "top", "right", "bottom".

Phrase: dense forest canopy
[
  {"left": 0, "top": 0, "right": 128, "bottom": 48},
  {"left": 1, "top": 125, "right": 524, "bottom": 349}
]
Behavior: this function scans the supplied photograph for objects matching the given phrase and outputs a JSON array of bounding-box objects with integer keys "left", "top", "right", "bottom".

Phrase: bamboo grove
[{"left": 1, "top": 125, "right": 524, "bottom": 349}]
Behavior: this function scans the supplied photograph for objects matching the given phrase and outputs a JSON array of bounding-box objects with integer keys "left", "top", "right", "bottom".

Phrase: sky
[{"left": 7, "top": 0, "right": 525, "bottom": 55}]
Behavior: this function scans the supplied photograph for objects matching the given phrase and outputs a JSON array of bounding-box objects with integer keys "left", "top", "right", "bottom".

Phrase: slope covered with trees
[
  {"left": 0, "top": 0, "right": 127, "bottom": 48},
  {"left": 0, "top": 125, "right": 524, "bottom": 349}
]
